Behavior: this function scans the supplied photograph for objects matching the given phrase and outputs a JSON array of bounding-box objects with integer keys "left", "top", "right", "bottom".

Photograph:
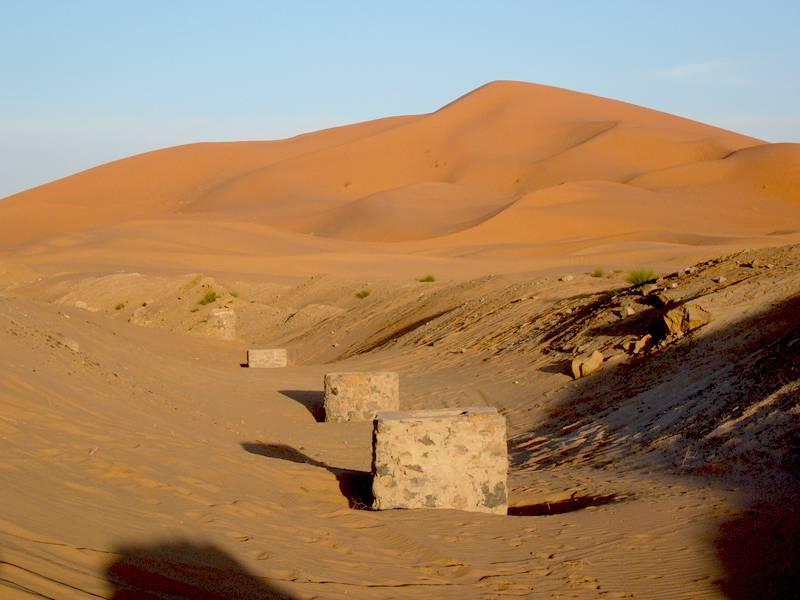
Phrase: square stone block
[
  {"left": 323, "top": 372, "right": 399, "bottom": 422},
  {"left": 247, "top": 348, "right": 287, "bottom": 368},
  {"left": 372, "top": 407, "right": 508, "bottom": 514}
]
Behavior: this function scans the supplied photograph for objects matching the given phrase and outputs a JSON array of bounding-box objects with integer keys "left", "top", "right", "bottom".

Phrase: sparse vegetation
[
  {"left": 355, "top": 289, "right": 371, "bottom": 299},
  {"left": 230, "top": 291, "right": 239, "bottom": 298},
  {"left": 190, "top": 307, "right": 199, "bottom": 313},
  {"left": 590, "top": 268, "right": 604, "bottom": 278},
  {"left": 114, "top": 302, "right": 125, "bottom": 311},
  {"left": 418, "top": 275, "right": 436, "bottom": 283},
  {"left": 198, "top": 291, "right": 217, "bottom": 305},
  {"left": 613, "top": 269, "right": 624, "bottom": 274},
  {"left": 627, "top": 268, "right": 658, "bottom": 285},
  {"left": 343, "top": 180, "right": 352, "bottom": 188}
]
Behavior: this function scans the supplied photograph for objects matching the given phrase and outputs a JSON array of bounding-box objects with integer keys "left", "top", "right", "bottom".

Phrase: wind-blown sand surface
[{"left": 1, "top": 81, "right": 799, "bottom": 598}]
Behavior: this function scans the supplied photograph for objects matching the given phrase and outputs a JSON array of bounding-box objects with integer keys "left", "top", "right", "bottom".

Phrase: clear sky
[{"left": 1, "top": 0, "right": 798, "bottom": 198}]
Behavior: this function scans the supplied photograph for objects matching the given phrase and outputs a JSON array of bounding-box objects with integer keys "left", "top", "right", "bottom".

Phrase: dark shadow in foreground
[
  {"left": 714, "top": 491, "right": 800, "bottom": 600},
  {"left": 105, "top": 540, "right": 293, "bottom": 599},
  {"left": 241, "top": 442, "right": 373, "bottom": 509},
  {"left": 278, "top": 390, "right": 325, "bottom": 422}
]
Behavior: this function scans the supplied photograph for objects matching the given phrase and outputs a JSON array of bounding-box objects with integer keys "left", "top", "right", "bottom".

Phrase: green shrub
[
  {"left": 355, "top": 289, "right": 371, "bottom": 299},
  {"left": 114, "top": 302, "right": 125, "bottom": 311},
  {"left": 627, "top": 268, "right": 658, "bottom": 285},
  {"left": 198, "top": 291, "right": 217, "bottom": 305},
  {"left": 590, "top": 268, "right": 604, "bottom": 278},
  {"left": 418, "top": 275, "right": 436, "bottom": 283},
  {"left": 230, "top": 291, "right": 239, "bottom": 298}
]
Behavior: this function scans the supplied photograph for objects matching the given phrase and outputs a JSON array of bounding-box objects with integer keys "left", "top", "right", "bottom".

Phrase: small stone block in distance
[
  {"left": 323, "top": 372, "right": 399, "bottom": 422},
  {"left": 372, "top": 407, "right": 508, "bottom": 514},
  {"left": 247, "top": 349, "right": 288, "bottom": 368}
]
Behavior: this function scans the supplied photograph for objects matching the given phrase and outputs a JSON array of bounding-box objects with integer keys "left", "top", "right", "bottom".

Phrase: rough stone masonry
[
  {"left": 323, "top": 371, "right": 399, "bottom": 422},
  {"left": 372, "top": 407, "right": 508, "bottom": 514},
  {"left": 247, "top": 348, "right": 287, "bottom": 368}
]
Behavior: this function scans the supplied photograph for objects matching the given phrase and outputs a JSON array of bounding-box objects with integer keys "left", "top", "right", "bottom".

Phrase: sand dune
[
  {"left": 3, "top": 80, "right": 797, "bottom": 278},
  {"left": 0, "top": 115, "right": 415, "bottom": 248},
  {"left": 632, "top": 142, "right": 800, "bottom": 198},
  {"left": 308, "top": 182, "right": 508, "bottom": 242}
]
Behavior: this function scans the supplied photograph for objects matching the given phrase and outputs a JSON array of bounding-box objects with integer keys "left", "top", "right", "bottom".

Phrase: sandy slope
[{"left": 1, "top": 245, "right": 799, "bottom": 598}]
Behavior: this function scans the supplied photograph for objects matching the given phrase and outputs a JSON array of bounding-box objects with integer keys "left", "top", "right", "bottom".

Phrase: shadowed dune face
[
  {"left": 1, "top": 80, "right": 799, "bottom": 277},
  {"left": 715, "top": 494, "right": 800, "bottom": 600}
]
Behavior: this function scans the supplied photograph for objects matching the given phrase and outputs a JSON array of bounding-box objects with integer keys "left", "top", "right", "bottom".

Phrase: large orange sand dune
[{"left": 1, "top": 80, "right": 798, "bottom": 277}]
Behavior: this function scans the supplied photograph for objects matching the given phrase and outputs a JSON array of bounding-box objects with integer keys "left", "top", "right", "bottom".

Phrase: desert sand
[{"left": 0, "top": 81, "right": 799, "bottom": 598}]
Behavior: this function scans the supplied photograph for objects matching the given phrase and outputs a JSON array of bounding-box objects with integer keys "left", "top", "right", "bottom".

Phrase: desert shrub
[
  {"left": 627, "top": 269, "right": 658, "bottom": 285},
  {"left": 418, "top": 275, "right": 436, "bottom": 283},
  {"left": 230, "top": 291, "right": 239, "bottom": 298},
  {"left": 114, "top": 302, "right": 125, "bottom": 310},
  {"left": 590, "top": 268, "right": 604, "bottom": 278},
  {"left": 355, "top": 289, "right": 371, "bottom": 299},
  {"left": 198, "top": 291, "right": 217, "bottom": 305}
]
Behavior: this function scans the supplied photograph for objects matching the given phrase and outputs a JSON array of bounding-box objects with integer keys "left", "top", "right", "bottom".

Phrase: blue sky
[{"left": 1, "top": 0, "right": 798, "bottom": 198}]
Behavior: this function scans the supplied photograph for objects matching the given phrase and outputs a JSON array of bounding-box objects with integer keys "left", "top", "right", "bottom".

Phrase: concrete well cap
[{"left": 325, "top": 371, "right": 398, "bottom": 377}]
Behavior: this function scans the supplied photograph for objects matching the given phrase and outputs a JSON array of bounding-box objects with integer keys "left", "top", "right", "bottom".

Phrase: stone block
[
  {"left": 247, "top": 348, "right": 287, "bottom": 368},
  {"left": 372, "top": 407, "right": 508, "bottom": 514},
  {"left": 323, "top": 372, "right": 399, "bottom": 422}
]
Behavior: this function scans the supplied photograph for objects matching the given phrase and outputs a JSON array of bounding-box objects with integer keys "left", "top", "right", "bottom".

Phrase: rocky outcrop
[
  {"left": 662, "top": 303, "right": 711, "bottom": 337},
  {"left": 571, "top": 350, "right": 604, "bottom": 379},
  {"left": 623, "top": 334, "right": 653, "bottom": 355}
]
